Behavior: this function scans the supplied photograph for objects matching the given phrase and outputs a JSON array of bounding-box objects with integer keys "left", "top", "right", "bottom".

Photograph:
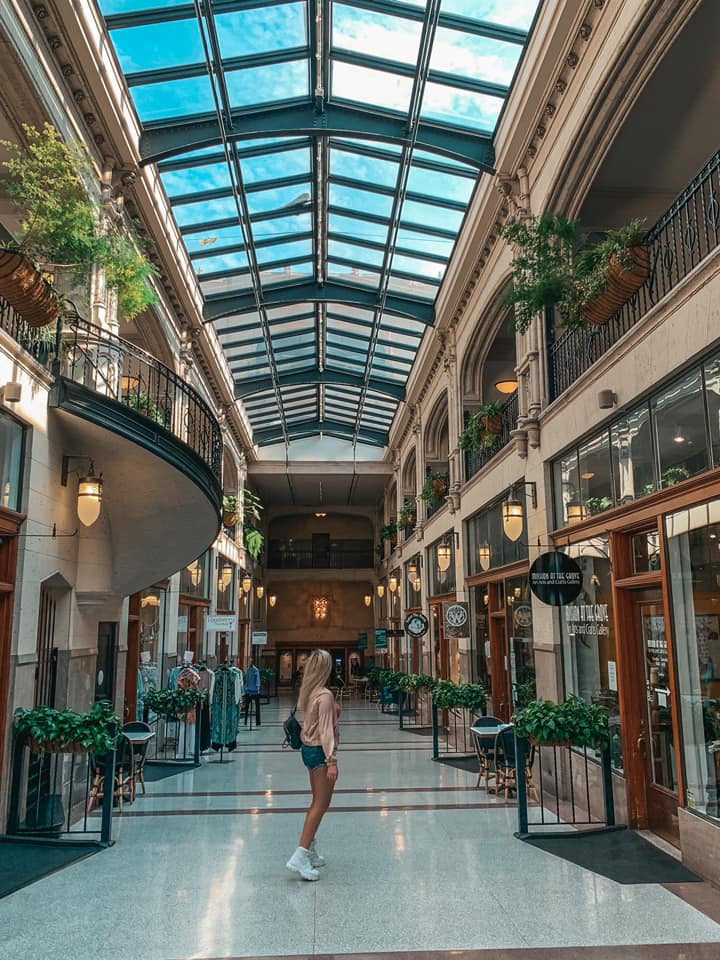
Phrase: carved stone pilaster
[{"left": 511, "top": 428, "right": 529, "bottom": 460}]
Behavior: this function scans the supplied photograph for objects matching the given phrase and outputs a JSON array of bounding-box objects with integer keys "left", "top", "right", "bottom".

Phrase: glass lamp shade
[
  {"left": 567, "top": 501, "right": 586, "bottom": 524},
  {"left": 219, "top": 563, "right": 233, "bottom": 589},
  {"left": 436, "top": 542, "right": 452, "bottom": 573},
  {"left": 413, "top": 577, "right": 421, "bottom": 593},
  {"left": 189, "top": 560, "right": 203, "bottom": 586},
  {"left": 77, "top": 474, "right": 103, "bottom": 527},
  {"left": 495, "top": 379, "right": 518, "bottom": 395},
  {"left": 364, "top": 594, "right": 372, "bottom": 607},
  {"left": 388, "top": 576, "right": 398, "bottom": 593},
  {"left": 241, "top": 575, "right": 252, "bottom": 594},
  {"left": 502, "top": 498, "right": 524, "bottom": 542},
  {"left": 256, "top": 585, "right": 264, "bottom": 599},
  {"left": 269, "top": 595, "right": 277, "bottom": 607},
  {"left": 408, "top": 562, "right": 417, "bottom": 579},
  {"left": 478, "top": 543, "right": 491, "bottom": 572},
  {"left": 377, "top": 584, "right": 385, "bottom": 599}
]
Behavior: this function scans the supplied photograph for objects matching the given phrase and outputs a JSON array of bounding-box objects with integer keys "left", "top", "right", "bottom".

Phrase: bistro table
[
  {"left": 469, "top": 721, "right": 512, "bottom": 792},
  {"left": 123, "top": 730, "right": 155, "bottom": 801}
]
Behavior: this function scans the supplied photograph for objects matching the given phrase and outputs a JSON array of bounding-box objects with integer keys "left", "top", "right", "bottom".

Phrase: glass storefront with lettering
[
  {"left": 666, "top": 498, "right": 720, "bottom": 822},
  {"left": 138, "top": 587, "right": 166, "bottom": 707},
  {"left": 560, "top": 537, "right": 623, "bottom": 771}
]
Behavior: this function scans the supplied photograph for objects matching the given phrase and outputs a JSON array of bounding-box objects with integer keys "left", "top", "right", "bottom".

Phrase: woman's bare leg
[{"left": 299, "top": 766, "right": 335, "bottom": 848}]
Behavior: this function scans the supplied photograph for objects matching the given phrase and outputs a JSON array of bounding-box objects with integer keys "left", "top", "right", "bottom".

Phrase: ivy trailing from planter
[
  {"left": 513, "top": 695, "right": 609, "bottom": 749},
  {"left": 399, "top": 500, "right": 416, "bottom": 529},
  {"left": 14, "top": 700, "right": 121, "bottom": 754},
  {"left": 459, "top": 402, "right": 504, "bottom": 451},
  {"left": 379, "top": 521, "right": 398, "bottom": 542},
  {"left": 143, "top": 686, "right": 207, "bottom": 719},
  {"left": 421, "top": 471, "right": 448, "bottom": 506}
]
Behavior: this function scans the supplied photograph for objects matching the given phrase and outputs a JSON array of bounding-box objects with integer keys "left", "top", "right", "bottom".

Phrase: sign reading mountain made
[
  {"left": 529, "top": 551, "right": 583, "bottom": 607},
  {"left": 375, "top": 628, "right": 388, "bottom": 650}
]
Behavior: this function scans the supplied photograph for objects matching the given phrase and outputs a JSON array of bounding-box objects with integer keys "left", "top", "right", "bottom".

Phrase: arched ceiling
[{"left": 100, "top": 0, "right": 541, "bottom": 448}]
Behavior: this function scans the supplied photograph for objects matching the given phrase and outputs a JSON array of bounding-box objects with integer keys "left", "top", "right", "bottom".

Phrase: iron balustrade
[
  {"left": 267, "top": 539, "right": 374, "bottom": 569},
  {"left": 549, "top": 148, "right": 720, "bottom": 400},
  {"left": 61, "top": 313, "right": 222, "bottom": 484},
  {"left": 0, "top": 294, "right": 57, "bottom": 367},
  {"left": 464, "top": 390, "right": 519, "bottom": 481},
  {"left": 431, "top": 702, "right": 482, "bottom": 759}
]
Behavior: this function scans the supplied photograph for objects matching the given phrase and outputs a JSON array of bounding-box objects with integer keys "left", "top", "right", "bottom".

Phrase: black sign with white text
[{"left": 530, "top": 551, "right": 583, "bottom": 606}]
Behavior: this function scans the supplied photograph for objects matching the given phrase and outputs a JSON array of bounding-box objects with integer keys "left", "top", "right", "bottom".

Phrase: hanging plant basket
[
  {"left": 483, "top": 413, "right": 503, "bottom": 436},
  {"left": 581, "top": 245, "right": 650, "bottom": 326},
  {"left": 27, "top": 737, "right": 86, "bottom": 754},
  {"left": 431, "top": 477, "right": 447, "bottom": 498},
  {"left": 0, "top": 250, "right": 61, "bottom": 328},
  {"left": 223, "top": 509, "right": 239, "bottom": 527}
]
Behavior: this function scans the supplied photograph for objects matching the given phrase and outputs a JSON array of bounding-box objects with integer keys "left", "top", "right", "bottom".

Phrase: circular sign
[
  {"left": 405, "top": 613, "right": 429, "bottom": 638},
  {"left": 513, "top": 603, "right": 533, "bottom": 628},
  {"left": 97, "top": 669, "right": 104, "bottom": 686},
  {"left": 445, "top": 603, "right": 469, "bottom": 628},
  {"left": 530, "top": 551, "right": 583, "bottom": 606}
]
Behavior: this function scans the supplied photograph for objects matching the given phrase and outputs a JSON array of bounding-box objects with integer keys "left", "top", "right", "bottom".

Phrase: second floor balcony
[
  {"left": 464, "top": 391, "right": 519, "bottom": 482},
  {"left": 268, "top": 538, "right": 374, "bottom": 570}
]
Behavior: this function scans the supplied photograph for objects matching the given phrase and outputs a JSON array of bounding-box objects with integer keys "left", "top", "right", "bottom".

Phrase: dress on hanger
[{"left": 211, "top": 666, "right": 239, "bottom": 751}]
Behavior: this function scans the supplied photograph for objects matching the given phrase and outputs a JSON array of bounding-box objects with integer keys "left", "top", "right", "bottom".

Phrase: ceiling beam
[
  {"left": 140, "top": 101, "right": 495, "bottom": 171},
  {"left": 204, "top": 278, "right": 435, "bottom": 324},
  {"left": 254, "top": 419, "right": 389, "bottom": 447},
  {"left": 234, "top": 368, "right": 406, "bottom": 400}
]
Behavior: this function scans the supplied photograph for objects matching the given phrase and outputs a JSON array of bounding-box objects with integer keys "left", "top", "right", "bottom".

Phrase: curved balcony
[{"left": 48, "top": 313, "right": 222, "bottom": 595}]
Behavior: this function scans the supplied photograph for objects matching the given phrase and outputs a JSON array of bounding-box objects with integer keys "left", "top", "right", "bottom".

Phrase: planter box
[
  {"left": 483, "top": 413, "right": 503, "bottom": 436},
  {"left": 0, "top": 250, "right": 61, "bottom": 328},
  {"left": 27, "top": 737, "right": 86, "bottom": 754},
  {"left": 582, "top": 245, "right": 650, "bottom": 326}
]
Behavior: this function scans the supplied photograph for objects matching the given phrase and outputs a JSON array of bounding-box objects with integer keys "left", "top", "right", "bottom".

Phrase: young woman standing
[{"left": 286, "top": 649, "right": 340, "bottom": 881}]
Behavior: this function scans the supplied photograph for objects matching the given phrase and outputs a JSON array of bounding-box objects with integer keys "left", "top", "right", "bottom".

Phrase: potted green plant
[
  {"left": 459, "top": 402, "right": 504, "bottom": 451},
  {"left": 223, "top": 494, "right": 239, "bottom": 527},
  {"left": 0, "top": 122, "right": 158, "bottom": 325},
  {"left": 243, "top": 525, "right": 264, "bottom": 561},
  {"left": 584, "top": 496, "right": 612, "bottom": 516},
  {"left": 380, "top": 521, "right": 398, "bottom": 544},
  {"left": 143, "top": 687, "right": 207, "bottom": 719},
  {"left": 127, "top": 391, "right": 170, "bottom": 427},
  {"left": 399, "top": 500, "right": 416, "bottom": 529},
  {"left": 573, "top": 219, "right": 648, "bottom": 326},
  {"left": 240, "top": 488, "right": 264, "bottom": 559},
  {"left": 14, "top": 700, "right": 121, "bottom": 754},
  {"left": 432, "top": 680, "right": 487, "bottom": 713},
  {"left": 422, "top": 471, "right": 448, "bottom": 505},
  {"left": 513, "top": 695, "right": 609, "bottom": 748},
  {"left": 661, "top": 465, "right": 690, "bottom": 488}
]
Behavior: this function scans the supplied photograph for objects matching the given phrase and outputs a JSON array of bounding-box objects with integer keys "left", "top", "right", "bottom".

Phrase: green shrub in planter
[
  {"left": 397, "top": 673, "right": 436, "bottom": 693},
  {"left": 14, "top": 700, "right": 121, "bottom": 754},
  {"left": 432, "top": 680, "right": 487, "bottom": 713},
  {"left": 513, "top": 695, "right": 609, "bottom": 748},
  {"left": 143, "top": 687, "right": 207, "bottom": 719},
  {"left": 260, "top": 668, "right": 275, "bottom": 685}
]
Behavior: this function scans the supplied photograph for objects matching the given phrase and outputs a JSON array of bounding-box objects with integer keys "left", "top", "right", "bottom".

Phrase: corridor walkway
[{"left": 1, "top": 699, "right": 720, "bottom": 960}]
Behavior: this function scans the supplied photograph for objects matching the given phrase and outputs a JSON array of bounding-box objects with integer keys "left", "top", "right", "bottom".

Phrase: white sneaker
[
  {"left": 286, "top": 846, "right": 320, "bottom": 881},
  {"left": 309, "top": 840, "right": 326, "bottom": 867}
]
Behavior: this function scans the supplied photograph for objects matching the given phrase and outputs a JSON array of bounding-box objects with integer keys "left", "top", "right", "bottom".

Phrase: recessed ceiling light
[{"left": 315, "top": 512, "right": 327, "bottom": 518}]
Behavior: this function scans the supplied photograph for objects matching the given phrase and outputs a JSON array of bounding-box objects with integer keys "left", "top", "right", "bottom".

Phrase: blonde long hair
[{"left": 298, "top": 649, "right": 333, "bottom": 711}]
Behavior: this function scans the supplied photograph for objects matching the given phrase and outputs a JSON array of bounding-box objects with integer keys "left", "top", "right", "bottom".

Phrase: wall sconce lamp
[
  {"left": 256, "top": 585, "right": 264, "bottom": 600},
  {"left": 364, "top": 594, "right": 372, "bottom": 607},
  {"left": 377, "top": 584, "right": 385, "bottom": 599},
  {"left": 502, "top": 482, "right": 537, "bottom": 542},
  {"left": 388, "top": 575, "right": 399, "bottom": 594},
  {"left": 408, "top": 561, "right": 417, "bottom": 580},
  {"left": 413, "top": 576, "right": 421, "bottom": 593},
  {"left": 567, "top": 501, "right": 587, "bottom": 524},
  {"left": 61, "top": 455, "right": 103, "bottom": 527},
  {"left": 436, "top": 538, "right": 452, "bottom": 573},
  {"left": 189, "top": 559, "right": 203, "bottom": 586},
  {"left": 478, "top": 543, "right": 491, "bottom": 572},
  {"left": 269, "top": 594, "right": 277, "bottom": 607},
  {"left": 0, "top": 381, "right": 22, "bottom": 403},
  {"left": 219, "top": 560, "right": 233, "bottom": 589},
  {"left": 241, "top": 575, "right": 252, "bottom": 594}
]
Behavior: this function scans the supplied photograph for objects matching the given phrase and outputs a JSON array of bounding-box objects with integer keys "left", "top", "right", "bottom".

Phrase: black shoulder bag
[{"left": 282, "top": 704, "right": 302, "bottom": 750}]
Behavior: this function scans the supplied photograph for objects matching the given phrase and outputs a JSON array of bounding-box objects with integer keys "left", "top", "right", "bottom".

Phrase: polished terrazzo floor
[{"left": 1, "top": 697, "right": 720, "bottom": 960}]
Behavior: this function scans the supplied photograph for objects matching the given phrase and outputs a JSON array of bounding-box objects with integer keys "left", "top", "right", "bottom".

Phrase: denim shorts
[{"left": 301, "top": 744, "right": 327, "bottom": 770}]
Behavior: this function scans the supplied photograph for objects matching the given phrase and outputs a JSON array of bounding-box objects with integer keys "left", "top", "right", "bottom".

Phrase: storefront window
[
  {"left": 216, "top": 557, "right": 236, "bottom": 611},
  {"left": 427, "top": 534, "right": 456, "bottom": 596},
  {"left": 507, "top": 576, "right": 535, "bottom": 710},
  {"left": 666, "top": 499, "right": 720, "bottom": 821},
  {"left": 561, "top": 537, "right": 623, "bottom": 771},
  {"left": 388, "top": 567, "right": 402, "bottom": 621},
  {"left": 138, "top": 587, "right": 166, "bottom": 716},
  {"left": 466, "top": 493, "right": 527, "bottom": 576},
  {"left": 652, "top": 369, "right": 709, "bottom": 486},
  {"left": 706, "top": 352, "right": 720, "bottom": 467},
  {"left": 611, "top": 403, "right": 655, "bottom": 504},
  {"left": 0, "top": 411, "right": 24, "bottom": 512},
  {"left": 470, "top": 587, "right": 491, "bottom": 692},
  {"left": 180, "top": 551, "right": 210, "bottom": 598},
  {"left": 578, "top": 432, "right": 613, "bottom": 518},
  {"left": 404, "top": 554, "right": 422, "bottom": 605}
]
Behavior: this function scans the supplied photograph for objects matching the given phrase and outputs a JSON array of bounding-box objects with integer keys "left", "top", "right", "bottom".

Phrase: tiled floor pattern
[{"left": 1, "top": 698, "right": 719, "bottom": 960}]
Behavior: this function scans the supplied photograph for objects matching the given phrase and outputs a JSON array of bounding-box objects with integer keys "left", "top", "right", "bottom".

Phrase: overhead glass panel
[
  {"left": 440, "top": 0, "right": 538, "bottom": 30},
  {"left": 130, "top": 76, "right": 215, "bottom": 121},
  {"left": 421, "top": 82, "right": 502, "bottom": 132},
  {"left": 406, "top": 166, "right": 474, "bottom": 205},
  {"left": 330, "top": 150, "right": 399, "bottom": 189},
  {"left": 256, "top": 238, "right": 313, "bottom": 265},
  {"left": 215, "top": 3, "right": 307, "bottom": 57},
  {"left": 329, "top": 184, "right": 394, "bottom": 219},
  {"left": 162, "top": 162, "right": 232, "bottom": 199},
  {"left": 396, "top": 227, "right": 454, "bottom": 260},
  {"left": 329, "top": 240, "right": 384, "bottom": 269},
  {"left": 401, "top": 198, "right": 465, "bottom": 233},
  {"left": 103, "top": 0, "right": 187, "bottom": 11},
  {"left": 430, "top": 28, "right": 521, "bottom": 85},
  {"left": 253, "top": 213, "right": 313, "bottom": 241},
  {"left": 391, "top": 253, "right": 445, "bottom": 282},
  {"left": 332, "top": 62, "right": 413, "bottom": 114},
  {"left": 111, "top": 19, "right": 204, "bottom": 73},
  {"left": 386, "top": 275, "right": 438, "bottom": 300},
  {"left": 327, "top": 263, "right": 381, "bottom": 287},
  {"left": 247, "top": 182, "right": 313, "bottom": 218},
  {"left": 332, "top": 5, "right": 423, "bottom": 66},
  {"left": 242, "top": 148, "right": 311, "bottom": 185},
  {"left": 174, "top": 197, "right": 238, "bottom": 228},
  {"left": 328, "top": 213, "right": 389, "bottom": 247},
  {"left": 195, "top": 251, "right": 249, "bottom": 276},
  {"left": 226, "top": 60, "right": 309, "bottom": 109}
]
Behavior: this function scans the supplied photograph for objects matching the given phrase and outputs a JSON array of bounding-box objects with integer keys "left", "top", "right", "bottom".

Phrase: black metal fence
[
  {"left": 267, "top": 539, "right": 374, "bottom": 569},
  {"left": 61, "top": 313, "right": 223, "bottom": 483},
  {"left": 549, "top": 147, "right": 720, "bottom": 400},
  {"left": 7, "top": 742, "right": 115, "bottom": 846},
  {"left": 431, "top": 703, "right": 480, "bottom": 758},
  {"left": 0, "top": 295, "right": 58, "bottom": 367},
  {"left": 465, "top": 391, "right": 518, "bottom": 481},
  {"left": 515, "top": 736, "right": 616, "bottom": 838},
  {"left": 144, "top": 703, "right": 201, "bottom": 766},
  {"left": 398, "top": 689, "right": 433, "bottom": 731}
]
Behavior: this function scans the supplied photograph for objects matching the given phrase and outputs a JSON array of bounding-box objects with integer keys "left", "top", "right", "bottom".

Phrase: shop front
[
  {"left": 177, "top": 551, "right": 211, "bottom": 665},
  {"left": 403, "top": 553, "right": 422, "bottom": 673},
  {"left": 124, "top": 583, "right": 168, "bottom": 721},
  {"left": 426, "top": 533, "right": 457, "bottom": 679}
]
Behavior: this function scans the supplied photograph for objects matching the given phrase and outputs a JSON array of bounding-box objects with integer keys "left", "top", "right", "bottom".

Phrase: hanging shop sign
[
  {"left": 251, "top": 630, "right": 268, "bottom": 646},
  {"left": 375, "top": 628, "right": 388, "bottom": 650},
  {"left": 405, "top": 613, "right": 429, "bottom": 638},
  {"left": 357, "top": 632, "right": 368, "bottom": 650},
  {"left": 443, "top": 602, "right": 470, "bottom": 638},
  {"left": 529, "top": 551, "right": 583, "bottom": 606},
  {"left": 206, "top": 615, "right": 237, "bottom": 632},
  {"left": 563, "top": 603, "right": 610, "bottom": 637},
  {"left": 388, "top": 629, "right": 405, "bottom": 638}
]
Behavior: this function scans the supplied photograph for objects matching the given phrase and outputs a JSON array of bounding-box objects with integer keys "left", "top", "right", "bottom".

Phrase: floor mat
[
  {"left": 434, "top": 755, "right": 479, "bottom": 772},
  {"left": 524, "top": 828, "right": 700, "bottom": 884},
  {"left": 143, "top": 762, "right": 191, "bottom": 782},
  {"left": 0, "top": 839, "right": 98, "bottom": 898}
]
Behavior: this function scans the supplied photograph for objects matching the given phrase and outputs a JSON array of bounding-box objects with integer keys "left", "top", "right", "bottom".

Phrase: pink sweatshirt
[{"left": 300, "top": 687, "right": 340, "bottom": 760}]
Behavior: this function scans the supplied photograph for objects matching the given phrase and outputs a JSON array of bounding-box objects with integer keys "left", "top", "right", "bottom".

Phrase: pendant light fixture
[
  {"left": 256, "top": 585, "right": 264, "bottom": 600},
  {"left": 269, "top": 594, "right": 277, "bottom": 607},
  {"left": 377, "top": 584, "right": 385, "bottom": 599},
  {"left": 77, "top": 465, "right": 104, "bottom": 527},
  {"left": 364, "top": 594, "right": 372, "bottom": 607},
  {"left": 388, "top": 575, "right": 398, "bottom": 593},
  {"left": 241, "top": 575, "right": 252, "bottom": 594},
  {"left": 478, "top": 543, "right": 491, "bottom": 572},
  {"left": 436, "top": 538, "right": 452, "bottom": 573},
  {"left": 495, "top": 379, "right": 518, "bottom": 395},
  {"left": 501, "top": 482, "right": 537, "bottom": 543}
]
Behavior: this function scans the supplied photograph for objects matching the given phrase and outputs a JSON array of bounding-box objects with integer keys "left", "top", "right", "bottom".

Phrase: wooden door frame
[{"left": 0, "top": 510, "right": 23, "bottom": 796}]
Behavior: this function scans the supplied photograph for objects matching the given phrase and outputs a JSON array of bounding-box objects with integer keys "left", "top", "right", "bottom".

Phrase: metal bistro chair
[
  {"left": 87, "top": 734, "right": 135, "bottom": 815},
  {"left": 494, "top": 726, "right": 539, "bottom": 803},
  {"left": 471, "top": 716, "right": 503, "bottom": 792},
  {"left": 122, "top": 720, "right": 152, "bottom": 798}
]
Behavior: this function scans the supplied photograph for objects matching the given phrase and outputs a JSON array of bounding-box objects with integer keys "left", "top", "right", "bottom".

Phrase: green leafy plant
[
  {"left": 243, "top": 525, "right": 265, "bottom": 561},
  {"left": 260, "top": 668, "right": 275, "bottom": 685},
  {"left": 432, "top": 680, "right": 487, "bottom": 712},
  {"left": 380, "top": 522, "right": 398, "bottom": 542},
  {"left": 127, "top": 391, "right": 170, "bottom": 427},
  {"left": 571, "top": 219, "right": 647, "bottom": 315},
  {"left": 421, "top": 471, "right": 448, "bottom": 506},
  {"left": 223, "top": 494, "right": 238, "bottom": 517},
  {"left": 513, "top": 671, "right": 537, "bottom": 710},
  {"left": 399, "top": 500, "right": 416, "bottom": 528},
  {"left": 661, "top": 465, "right": 690, "bottom": 488},
  {"left": 143, "top": 686, "right": 207, "bottom": 719},
  {"left": 242, "top": 488, "right": 263, "bottom": 523},
  {"left": 459, "top": 402, "right": 504, "bottom": 451},
  {"left": 513, "top": 695, "right": 609, "bottom": 748},
  {"left": 584, "top": 496, "right": 612, "bottom": 516},
  {"left": 100, "top": 230, "right": 159, "bottom": 321},
  {"left": 397, "top": 673, "right": 436, "bottom": 693},
  {"left": 14, "top": 700, "right": 121, "bottom": 754}
]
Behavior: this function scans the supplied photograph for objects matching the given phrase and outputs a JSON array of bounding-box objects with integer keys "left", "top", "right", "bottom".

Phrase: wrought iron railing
[
  {"left": 267, "top": 539, "right": 374, "bottom": 569},
  {"left": 0, "top": 294, "right": 58, "bottom": 367},
  {"left": 548, "top": 148, "right": 720, "bottom": 399},
  {"left": 464, "top": 390, "right": 519, "bottom": 481},
  {"left": 61, "top": 313, "right": 223, "bottom": 484}
]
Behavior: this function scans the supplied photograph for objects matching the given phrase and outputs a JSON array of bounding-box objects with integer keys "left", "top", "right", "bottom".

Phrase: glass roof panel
[
  {"left": 401, "top": 198, "right": 464, "bottom": 233},
  {"left": 258, "top": 261, "right": 313, "bottom": 281},
  {"left": 440, "top": 0, "right": 538, "bottom": 30},
  {"left": 242, "top": 148, "right": 311, "bottom": 184},
  {"left": 247, "top": 183, "right": 313, "bottom": 217},
  {"left": 330, "top": 149, "right": 399, "bottom": 189},
  {"left": 328, "top": 213, "right": 389, "bottom": 247},
  {"left": 215, "top": 3, "right": 307, "bottom": 57},
  {"left": 386, "top": 275, "right": 438, "bottom": 300},
  {"left": 102, "top": 0, "right": 187, "bottom": 11},
  {"left": 256, "top": 238, "right": 313, "bottom": 265},
  {"left": 329, "top": 184, "right": 393, "bottom": 219},
  {"left": 332, "top": 62, "right": 413, "bottom": 114},
  {"left": 195, "top": 251, "right": 249, "bottom": 276},
  {"left": 332, "top": 4, "right": 423, "bottom": 67},
  {"left": 396, "top": 227, "right": 454, "bottom": 259},
  {"left": 226, "top": 60, "right": 309, "bottom": 109},
  {"left": 421, "top": 82, "right": 502, "bottom": 132},
  {"left": 130, "top": 76, "right": 215, "bottom": 121},
  {"left": 430, "top": 28, "right": 521, "bottom": 85},
  {"left": 391, "top": 253, "right": 445, "bottom": 282},
  {"left": 111, "top": 19, "right": 204, "bottom": 73},
  {"left": 174, "top": 197, "right": 238, "bottom": 228},
  {"left": 405, "top": 165, "right": 474, "bottom": 205},
  {"left": 162, "top": 162, "right": 232, "bottom": 199},
  {"left": 253, "top": 213, "right": 313, "bottom": 242},
  {"left": 327, "top": 263, "right": 381, "bottom": 287},
  {"left": 328, "top": 240, "right": 384, "bottom": 269}
]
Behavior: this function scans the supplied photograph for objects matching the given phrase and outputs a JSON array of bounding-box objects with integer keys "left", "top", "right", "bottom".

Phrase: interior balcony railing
[
  {"left": 548, "top": 147, "right": 720, "bottom": 400},
  {"left": 267, "top": 539, "right": 374, "bottom": 570},
  {"left": 0, "top": 294, "right": 57, "bottom": 367},
  {"left": 60, "top": 312, "right": 223, "bottom": 485},
  {"left": 464, "top": 390, "right": 519, "bottom": 482}
]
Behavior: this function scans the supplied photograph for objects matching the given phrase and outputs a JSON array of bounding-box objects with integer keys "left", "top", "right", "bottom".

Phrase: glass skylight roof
[{"left": 100, "top": 0, "right": 541, "bottom": 447}]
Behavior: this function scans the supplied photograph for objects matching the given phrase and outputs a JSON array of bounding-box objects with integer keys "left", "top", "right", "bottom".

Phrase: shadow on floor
[{"left": 0, "top": 838, "right": 99, "bottom": 898}]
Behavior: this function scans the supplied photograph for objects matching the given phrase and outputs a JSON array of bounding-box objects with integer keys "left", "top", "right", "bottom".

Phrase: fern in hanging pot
[
  {"left": 571, "top": 219, "right": 649, "bottom": 327},
  {"left": 222, "top": 494, "right": 239, "bottom": 527},
  {"left": 243, "top": 524, "right": 265, "bottom": 561},
  {"left": 459, "top": 402, "right": 504, "bottom": 451},
  {"left": 422, "top": 471, "right": 448, "bottom": 505}
]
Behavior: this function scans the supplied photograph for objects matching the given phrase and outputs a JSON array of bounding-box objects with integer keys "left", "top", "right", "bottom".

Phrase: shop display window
[
  {"left": 138, "top": 588, "right": 166, "bottom": 716},
  {"left": 506, "top": 575, "right": 535, "bottom": 711},
  {"left": 561, "top": 537, "right": 623, "bottom": 771},
  {"left": 703, "top": 352, "right": 720, "bottom": 468},
  {"left": 180, "top": 550, "right": 210, "bottom": 598},
  {"left": 0, "top": 410, "right": 24, "bottom": 512},
  {"left": 466, "top": 492, "right": 527, "bottom": 576},
  {"left": 652, "top": 369, "right": 709, "bottom": 486},
  {"left": 611, "top": 403, "right": 655, "bottom": 504},
  {"left": 666, "top": 498, "right": 720, "bottom": 822},
  {"left": 427, "top": 534, "right": 456, "bottom": 596},
  {"left": 470, "top": 587, "right": 491, "bottom": 692}
]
